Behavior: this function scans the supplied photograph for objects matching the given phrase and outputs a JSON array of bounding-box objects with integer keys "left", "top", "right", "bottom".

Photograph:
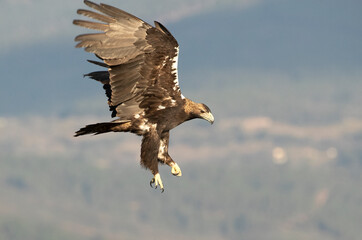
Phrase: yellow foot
[
  {"left": 171, "top": 163, "right": 182, "bottom": 177},
  {"left": 150, "top": 173, "right": 164, "bottom": 193}
]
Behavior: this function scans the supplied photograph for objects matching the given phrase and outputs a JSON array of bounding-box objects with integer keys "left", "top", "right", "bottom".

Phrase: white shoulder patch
[
  {"left": 172, "top": 47, "right": 180, "bottom": 89},
  {"left": 171, "top": 47, "right": 185, "bottom": 99}
]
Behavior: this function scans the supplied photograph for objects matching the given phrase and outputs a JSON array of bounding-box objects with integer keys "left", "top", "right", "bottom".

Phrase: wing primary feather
[
  {"left": 83, "top": 0, "right": 105, "bottom": 13},
  {"left": 77, "top": 9, "right": 114, "bottom": 23},
  {"left": 73, "top": 20, "right": 108, "bottom": 31},
  {"left": 84, "top": 0, "right": 150, "bottom": 25},
  {"left": 83, "top": 0, "right": 132, "bottom": 21},
  {"left": 100, "top": 3, "right": 147, "bottom": 23},
  {"left": 87, "top": 59, "right": 108, "bottom": 68},
  {"left": 75, "top": 33, "right": 104, "bottom": 42},
  {"left": 83, "top": 0, "right": 123, "bottom": 19}
]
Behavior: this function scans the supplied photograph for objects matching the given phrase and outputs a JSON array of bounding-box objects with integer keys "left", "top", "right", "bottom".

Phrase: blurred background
[{"left": 1, "top": 0, "right": 362, "bottom": 239}]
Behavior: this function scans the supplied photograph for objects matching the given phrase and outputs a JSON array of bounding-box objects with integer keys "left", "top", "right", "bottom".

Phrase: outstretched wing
[{"left": 74, "top": 0, "right": 183, "bottom": 120}]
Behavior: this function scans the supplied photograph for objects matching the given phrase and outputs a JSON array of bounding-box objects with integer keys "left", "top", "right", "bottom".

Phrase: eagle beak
[{"left": 200, "top": 112, "right": 214, "bottom": 125}]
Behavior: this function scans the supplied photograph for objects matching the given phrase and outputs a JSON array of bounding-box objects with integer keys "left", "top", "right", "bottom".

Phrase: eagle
[{"left": 73, "top": 0, "right": 214, "bottom": 192}]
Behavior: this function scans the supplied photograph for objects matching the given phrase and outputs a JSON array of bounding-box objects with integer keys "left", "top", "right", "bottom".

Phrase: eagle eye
[{"left": 200, "top": 109, "right": 205, "bottom": 113}]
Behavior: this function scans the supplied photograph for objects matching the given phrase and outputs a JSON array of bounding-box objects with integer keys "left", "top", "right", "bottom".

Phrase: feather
[
  {"left": 77, "top": 9, "right": 114, "bottom": 23},
  {"left": 73, "top": 20, "right": 108, "bottom": 31},
  {"left": 75, "top": 33, "right": 105, "bottom": 42},
  {"left": 86, "top": 59, "right": 108, "bottom": 68}
]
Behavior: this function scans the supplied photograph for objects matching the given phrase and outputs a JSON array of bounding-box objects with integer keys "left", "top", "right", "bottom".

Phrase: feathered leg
[
  {"left": 141, "top": 126, "right": 164, "bottom": 192},
  {"left": 158, "top": 131, "right": 182, "bottom": 177}
]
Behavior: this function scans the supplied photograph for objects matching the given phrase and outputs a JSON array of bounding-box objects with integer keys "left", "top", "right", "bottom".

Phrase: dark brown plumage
[{"left": 73, "top": 0, "right": 214, "bottom": 192}]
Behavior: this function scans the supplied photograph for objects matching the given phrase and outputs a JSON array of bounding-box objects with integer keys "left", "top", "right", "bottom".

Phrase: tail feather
[{"left": 74, "top": 122, "right": 120, "bottom": 137}]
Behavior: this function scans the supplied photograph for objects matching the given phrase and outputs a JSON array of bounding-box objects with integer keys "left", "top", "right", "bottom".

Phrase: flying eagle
[{"left": 73, "top": 0, "right": 214, "bottom": 192}]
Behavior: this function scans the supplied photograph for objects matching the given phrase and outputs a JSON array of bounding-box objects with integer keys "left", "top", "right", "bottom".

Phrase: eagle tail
[{"left": 74, "top": 122, "right": 124, "bottom": 137}]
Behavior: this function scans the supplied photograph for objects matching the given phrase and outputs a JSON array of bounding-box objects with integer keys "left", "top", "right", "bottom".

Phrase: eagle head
[
  {"left": 184, "top": 99, "right": 214, "bottom": 124},
  {"left": 195, "top": 103, "right": 214, "bottom": 124}
]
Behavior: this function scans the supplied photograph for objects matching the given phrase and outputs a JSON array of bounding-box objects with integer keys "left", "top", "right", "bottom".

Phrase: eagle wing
[{"left": 74, "top": 0, "right": 182, "bottom": 120}]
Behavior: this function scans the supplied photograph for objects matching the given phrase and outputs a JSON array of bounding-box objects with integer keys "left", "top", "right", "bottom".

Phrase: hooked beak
[{"left": 200, "top": 112, "right": 215, "bottom": 125}]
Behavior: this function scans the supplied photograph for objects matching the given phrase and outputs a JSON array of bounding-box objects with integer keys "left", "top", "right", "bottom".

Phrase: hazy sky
[{"left": 0, "top": 0, "right": 262, "bottom": 53}]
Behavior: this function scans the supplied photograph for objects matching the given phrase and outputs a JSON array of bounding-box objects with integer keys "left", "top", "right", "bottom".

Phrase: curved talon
[
  {"left": 150, "top": 173, "right": 164, "bottom": 192},
  {"left": 150, "top": 178, "right": 155, "bottom": 188}
]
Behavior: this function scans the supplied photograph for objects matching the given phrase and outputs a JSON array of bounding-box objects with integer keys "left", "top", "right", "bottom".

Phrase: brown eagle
[{"left": 73, "top": 0, "right": 214, "bottom": 192}]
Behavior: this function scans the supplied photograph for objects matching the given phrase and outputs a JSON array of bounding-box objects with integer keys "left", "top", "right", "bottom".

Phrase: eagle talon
[
  {"left": 150, "top": 173, "right": 164, "bottom": 192},
  {"left": 150, "top": 178, "right": 155, "bottom": 188}
]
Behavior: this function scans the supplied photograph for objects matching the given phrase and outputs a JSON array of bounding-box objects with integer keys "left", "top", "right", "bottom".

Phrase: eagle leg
[
  {"left": 141, "top": 127, "right": 164, "bottom": 192},
  {"left": 158, "top": 131, "right": 182, "bottom": 177},
  {"left": 150, "top": 173, "right": 164, "bottom": 192}
]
